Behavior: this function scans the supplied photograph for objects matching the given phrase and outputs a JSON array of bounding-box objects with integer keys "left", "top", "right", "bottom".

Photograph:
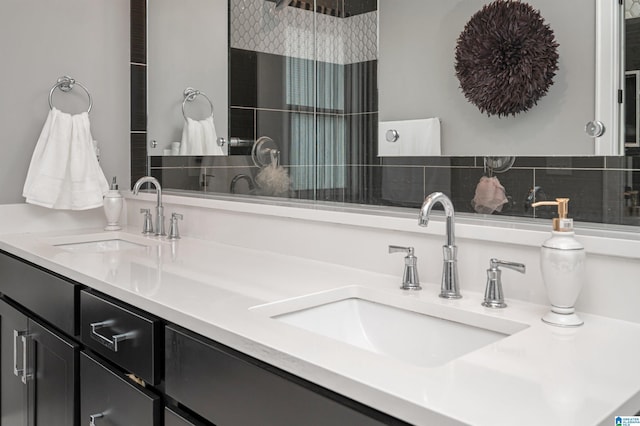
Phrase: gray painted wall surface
[
  {"left": 0, "top": 0, "right": 130, "bottom": 204},
  {"left": 147, "top": 0, "right": 228, "bottom": 155},
  {"left": 379, "top": 0, "right": 596, "bottom": 156}
]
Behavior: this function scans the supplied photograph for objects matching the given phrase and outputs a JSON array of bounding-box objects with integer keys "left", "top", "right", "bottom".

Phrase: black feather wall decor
[{"left": 454, "top": 0, "right": 559, "bottom": 117}]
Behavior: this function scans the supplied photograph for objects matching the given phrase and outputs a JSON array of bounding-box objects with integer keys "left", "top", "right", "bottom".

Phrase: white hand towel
[
  {"left": 179, "top": 116, "right": 223, "bottom": 156},
  {"left": 23, "top": 108, "right": 109, "bottom": 210},
  {"left": 378, "top": 118, "right": 441, "bottom": 157}
]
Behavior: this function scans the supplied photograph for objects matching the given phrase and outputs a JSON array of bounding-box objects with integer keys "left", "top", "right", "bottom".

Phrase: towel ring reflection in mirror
[
  {"left": 48, "top": 76, "right": 93, "bottom": 113},
  {"left": 182, "top": 87, "right": 214, "bottom": 121},
  {"left": 484, "top": 156, "right": 515, "bottom": 177}
]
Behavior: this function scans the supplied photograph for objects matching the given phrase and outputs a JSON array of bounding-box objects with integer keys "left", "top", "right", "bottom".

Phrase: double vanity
[{"left": 1, "top": 197, "right": 640, "bottom": 425}]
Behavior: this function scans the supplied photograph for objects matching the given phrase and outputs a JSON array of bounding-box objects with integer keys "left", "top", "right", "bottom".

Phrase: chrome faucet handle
[
  {"left": 388, "top": 245, "right": 421, "bottom": 290},
  {"left": 139, "top": 208, "right": 153, "bottom": 235},
  {"left": 482, "top": 258, "right": 526, "bottom": 309},
  {"left": 167, "top": 213, "right": 183, "bottom": 240}
]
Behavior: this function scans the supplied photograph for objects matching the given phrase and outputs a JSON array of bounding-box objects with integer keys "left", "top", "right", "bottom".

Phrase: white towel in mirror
[
  {"left": 179, "top": 116, "right": 223, "bottom": 155},
  {"left": 378, "top": 118, "right": 441, "bottom": 157}
]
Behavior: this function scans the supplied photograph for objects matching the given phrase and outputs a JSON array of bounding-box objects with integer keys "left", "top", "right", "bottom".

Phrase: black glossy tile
[
  {"left": 257, "top": 53, "right": 315, "bottom": 111},
  {"left": 448, "top": 167, "right": 535, "bottom": 217},
  {"left": 230, "top": 108, "right": 255, "bottom": 140},
  {"left": 345, "top": 113, "right": 377, "bottom": 166},
  {"left": 130, "top": 0, "right": 146, "bottom": 64},
  {"left": 381, "top": 157, "right": 476, "bottom": 167},
  {"left": 512, "top": 156, "right": 604, "bottom": 169},
  {"left": 344, "top": 0, "right": 377, "bottom": 16},
  {"left": 130, "top": 65, "right": 146, "bottom": 132},
  {"left": 534, "top": 168, "right": 606, "bottom": 223},
  {"left": 372, "top": 165, "right": 425, "bottom": 207},
  {"left": 230, "top": 49, "right": 257, "bottom": 107},
  {"left": 343, "top": 165, "right": 375, "bottom": 204},
  {"left": 626, "top": 18, "right": 640, "bottom": 71},
  {"left": 130, "top": 133, "right": 147, "bottom": 188},
  {"left": 150, "top": 168, "right": 202, "bottom": 192},
  {"left": 344, "top": 60, "right": 377, "bottom": 114}
]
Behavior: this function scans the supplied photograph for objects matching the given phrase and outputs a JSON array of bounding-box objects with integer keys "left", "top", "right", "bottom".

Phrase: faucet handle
[
  {"left": 388, "top": 245, "right": 421, "bottom": 290},
  {"left": 167, "top": 213, "right": 183, "bottom": 240},
  {"left": 490, "top": 258, "right": 526, "bottom": 274},
  {"left": 140, "top": 208, "right": 153, "bottom": 235},
  {"left": 482, "top": 258, "right": 526, "bottom": 309}
]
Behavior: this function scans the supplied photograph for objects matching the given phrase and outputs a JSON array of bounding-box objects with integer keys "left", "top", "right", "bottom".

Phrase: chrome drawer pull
[
  {"left": 90, "top": 320, "right": 137, "bottom": 352},
  {"left": 89, "top": 413, "right": 104, "bottom": 426},
  {"left": 13, "top": 330, "right": 32, "bottom": 384}
]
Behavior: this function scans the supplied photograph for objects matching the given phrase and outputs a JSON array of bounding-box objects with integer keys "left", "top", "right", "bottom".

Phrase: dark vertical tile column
[{"left": 130, "top": 0, "right": 147, "bottom": 187}]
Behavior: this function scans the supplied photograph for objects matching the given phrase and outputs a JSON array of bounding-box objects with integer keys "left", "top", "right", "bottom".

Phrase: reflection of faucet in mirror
[
  {"left": 418, "top": 192, "right": 461, "bottom": 299},
  {"left": 230, "top": 174, "right": 255, "bottom": 194},
  {"left": 132, "top": 176, "right": 166, "bottom": 236}
]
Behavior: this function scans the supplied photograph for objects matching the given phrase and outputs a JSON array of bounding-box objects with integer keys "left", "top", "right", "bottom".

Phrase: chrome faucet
[
  {"left": 132, "top": 176, "right": 165, "bottom": 236},
  {"left": 418, "top": 192, "right": 461, "bottom": 299}
]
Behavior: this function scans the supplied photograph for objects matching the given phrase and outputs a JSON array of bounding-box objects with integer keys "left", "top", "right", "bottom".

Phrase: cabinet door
[
  {"left": 28, "top": 319, "right": 79, "bottom": 426},
  {"left": 0, "top": 299, "right": 30, "bottom": 426},
  {"left": 80, "top": 352, "right": 160, "bottom": 426}
]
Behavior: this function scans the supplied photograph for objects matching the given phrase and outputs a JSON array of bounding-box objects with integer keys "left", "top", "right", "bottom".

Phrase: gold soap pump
[{"left": 531, "top": 198, "right": 585, "bottom": 327}]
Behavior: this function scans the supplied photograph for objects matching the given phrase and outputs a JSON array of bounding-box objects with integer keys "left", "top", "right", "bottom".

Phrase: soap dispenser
[
  {"left": 531, "top": 198, "right": 585, "bottom": 327},
  {"left": 103, "top": 177, "right": 123, "bottom": 231}
]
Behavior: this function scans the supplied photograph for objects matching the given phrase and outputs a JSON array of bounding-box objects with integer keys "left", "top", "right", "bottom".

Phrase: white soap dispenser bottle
[
  {"left": 531, "top": 198, "right": 585, "bottom": 327},
  {"left": 103, "top": 177, "right": 123, "bottom": 231}
]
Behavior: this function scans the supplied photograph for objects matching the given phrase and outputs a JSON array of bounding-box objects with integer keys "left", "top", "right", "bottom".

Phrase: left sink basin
[
  {"left": 46, "top": 232, "right": 160, "bottom": 254},
  {"left": 54, "top": 239, "right": 147, "bottom": 253}
]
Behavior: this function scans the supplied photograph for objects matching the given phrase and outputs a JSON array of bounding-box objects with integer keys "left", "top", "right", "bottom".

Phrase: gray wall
[
  {"left": 147, "top": 0, "right": 228, "bottom": 155},
  {"left": 379, "top": 0, "right": 596, "bottom": 156},
  {"left": 0, "top": 0, "right": 130, "bottom": 204}
]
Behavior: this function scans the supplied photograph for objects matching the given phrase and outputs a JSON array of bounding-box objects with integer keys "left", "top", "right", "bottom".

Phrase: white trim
[{"left": 595, "top": 0, "right": 624, "bottom": 155}]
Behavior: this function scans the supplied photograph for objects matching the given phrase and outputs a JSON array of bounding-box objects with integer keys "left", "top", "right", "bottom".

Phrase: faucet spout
[
  {"left": 418, "top": 192, "right": 461, "bottom": 299},
  {"left": 133, "top": 176, "right": 165, "bottom": 236},
  {"left": 419, "top": 192, "right": 455, "bottom": 246}
]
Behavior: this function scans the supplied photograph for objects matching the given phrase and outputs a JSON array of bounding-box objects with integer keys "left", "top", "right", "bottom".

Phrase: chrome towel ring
[
  {"left": 48, "top": 76, "right": 93, "bottom": 113},
  {"left": 182, "top": 87, "right": 214, "bottom": 121}
]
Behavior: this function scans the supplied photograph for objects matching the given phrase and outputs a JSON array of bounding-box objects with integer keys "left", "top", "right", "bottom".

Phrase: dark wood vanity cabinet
[
  {"left": 0, "top": 250, "right": 406, "bottom": 426},
  {"left": 80, "top": 351, "right": 160, "bottom": 426},
  {"left": 165, "top": 325, "right": 395, "bottom": 426},
  {"left": 0, "top": 298, "right": 79, "bottom": 426}
]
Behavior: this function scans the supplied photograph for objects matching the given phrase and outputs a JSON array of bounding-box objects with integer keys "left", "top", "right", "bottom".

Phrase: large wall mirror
[{"left": 139, "top": 0, "right": 640, "bottom": 227}]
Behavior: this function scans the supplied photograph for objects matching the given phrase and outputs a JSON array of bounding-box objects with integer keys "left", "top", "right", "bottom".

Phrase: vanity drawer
[
  {"left": 165, "top": 406, "right": 207, "bottom": 426},
  {"left": 165, "top": 325, "right": 393, "bottom": 426},
  {"left": 0, "top": 250, "right": 78, "bottom": 335},
  {"left": 80, "top": 351, "right": 160, "bottom": 426},
  {"left": 80, "top": 289, "right": 162, "bottom": 385}
]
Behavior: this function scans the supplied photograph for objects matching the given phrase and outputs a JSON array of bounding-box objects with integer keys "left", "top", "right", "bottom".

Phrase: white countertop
[{"left": 1, "top": 227, "right": 639, "bottom": 426}]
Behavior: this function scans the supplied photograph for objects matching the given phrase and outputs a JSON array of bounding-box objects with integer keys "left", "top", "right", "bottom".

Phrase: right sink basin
[{"left": 252, "top": 286, "right": 529, "bottom": 368}]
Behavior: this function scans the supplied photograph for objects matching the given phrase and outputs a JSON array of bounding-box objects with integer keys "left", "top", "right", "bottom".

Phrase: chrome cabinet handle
[
  {"left": 90, "top": 320, "right": 136, "bottom": 352},
  {"left": 89, "top": 413, "right": 104, "bottom": 426},
  {"left": 13, "top": 330, "right": 32, "bottom": 384}
]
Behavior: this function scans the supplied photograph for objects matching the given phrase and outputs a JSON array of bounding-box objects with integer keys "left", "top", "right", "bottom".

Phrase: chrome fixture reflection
[
  {"left": 230, "top": 174, "right": 255, "bottom": 194},
  {"left": 133, "top": 176, "right": 165, "bottom": 236},
  {"left": 168, "top": 213, "right": 183, "bottom": 240},
  {"left": 274, "top": 0, "right": 292, "bottom": 10},
  {"left": 482, "top": 259, "right": 526, "bottom": 309},
  {"left": 418, "top": 192, "right": 461, "bottom": 299}
]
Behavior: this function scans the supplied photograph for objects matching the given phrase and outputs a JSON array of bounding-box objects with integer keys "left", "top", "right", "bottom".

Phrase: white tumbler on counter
[
  {"left": 103, "top": 177, "right": 123, "bottom": 231},
  {"left": 531, "top": 198, "right": 585, "bottom": 327}
]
